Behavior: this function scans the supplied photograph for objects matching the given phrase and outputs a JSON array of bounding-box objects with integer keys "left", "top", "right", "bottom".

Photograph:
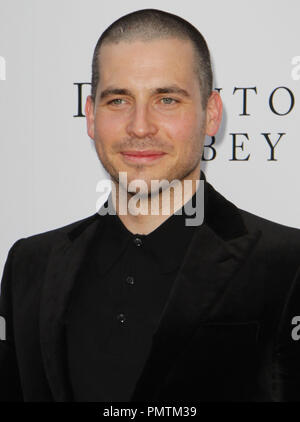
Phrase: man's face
[{"left": 86, "top": 38, "right": 221, "bottom": 194}]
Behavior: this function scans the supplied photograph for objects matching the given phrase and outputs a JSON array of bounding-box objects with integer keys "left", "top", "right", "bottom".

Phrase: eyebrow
[{"left": 99, "top": 85, "right": 191, "bottom": 100}]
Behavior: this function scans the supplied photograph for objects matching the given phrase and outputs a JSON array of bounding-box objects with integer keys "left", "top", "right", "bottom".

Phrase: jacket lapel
[
  {"left": 39, "top": 214, "right": 103, "bottom": 401},
  {"left": 130, "top": 180, "right": 262, "bottom": 401}
]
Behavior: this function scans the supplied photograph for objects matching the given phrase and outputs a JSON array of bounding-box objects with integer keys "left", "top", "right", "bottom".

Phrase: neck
[{"left": 111, "top": 163, "right": 202, "bottom": 235}]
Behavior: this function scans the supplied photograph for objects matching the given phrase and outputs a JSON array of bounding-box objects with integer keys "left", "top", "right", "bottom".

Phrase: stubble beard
[{"left": 95, "top": 131, "right": 204, "bottom": 201}]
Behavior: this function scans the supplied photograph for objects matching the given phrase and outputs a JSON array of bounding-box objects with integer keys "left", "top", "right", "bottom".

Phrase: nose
[{"left": 126, "top": 103, "right": 158, "bottom": 138}]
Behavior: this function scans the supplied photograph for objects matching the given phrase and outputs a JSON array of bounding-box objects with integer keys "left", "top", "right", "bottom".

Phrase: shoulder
[
  {"left": 9, "top": 212, "right": 101, "bottom": 259},
  {"left": 240, "top": 207, "right": 300, "bottom": 244},
  {"left": 206, "top": 176, "right": 300, "bottom": 274},
  {"left": 238, "top": 207, "right": 300, "bottom": 272},
  {"left": 205, "top": 178, "right": 300, "bottom": 250}
]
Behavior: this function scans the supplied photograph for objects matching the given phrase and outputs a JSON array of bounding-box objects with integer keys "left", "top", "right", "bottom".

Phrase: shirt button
[
  {"left": 126, "top": 276, "right": 135, "bottom": 285},
  {"left": 134, "top": 237, "right": 142, "bottom": 247},
  {"left": 116, "top": 313, "right": 126, "bottom": 324}
]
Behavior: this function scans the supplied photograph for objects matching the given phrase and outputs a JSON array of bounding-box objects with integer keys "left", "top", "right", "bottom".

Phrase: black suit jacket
[{"left": 1, "top": 174, "right": 300, "bottom": 402}]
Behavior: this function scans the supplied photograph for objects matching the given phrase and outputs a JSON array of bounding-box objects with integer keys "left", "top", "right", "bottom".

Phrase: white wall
[{"left": 1, "top": 0, "right": 299, "bottom": 275}]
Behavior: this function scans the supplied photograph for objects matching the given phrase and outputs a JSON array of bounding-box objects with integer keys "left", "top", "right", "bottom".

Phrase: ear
[
  {"left": 205, "top": 91, "right": 223, "bottom": 137},
  {"left": 85, "top": 95, "right": 95, "bottom": 140}
]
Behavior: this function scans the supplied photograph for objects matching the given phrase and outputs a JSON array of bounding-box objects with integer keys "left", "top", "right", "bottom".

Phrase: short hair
[{"left": 91, "top": 8, "right": 213, "bottom": 109}]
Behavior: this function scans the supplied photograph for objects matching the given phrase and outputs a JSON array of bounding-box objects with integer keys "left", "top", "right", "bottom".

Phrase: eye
[
  {"left": 160, "top": 97, "right": 178, "bottom": 105},
  {"left": 107, "top": 98, "right": 126, "bottom": 105}
]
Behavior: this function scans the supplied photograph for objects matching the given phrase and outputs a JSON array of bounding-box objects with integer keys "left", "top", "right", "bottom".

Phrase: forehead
[{"left": 98, "top": 38, "right": 198, "bottom": 89}]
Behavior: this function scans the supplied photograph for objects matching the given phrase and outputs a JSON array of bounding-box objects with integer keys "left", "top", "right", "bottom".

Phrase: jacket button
[
  {"left": 117, "top": 313, "right": 126, "bottom": 323},
  {"left": 126, "top": 276, "right": 135, "bottom": 285},
  {"left": 134, "top": 237, "right": 142, "bottom": 247}
]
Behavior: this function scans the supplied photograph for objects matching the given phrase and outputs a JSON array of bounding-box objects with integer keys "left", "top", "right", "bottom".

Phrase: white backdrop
[{"left": 1, "top": 0, "right": 300, "bottom": 276}]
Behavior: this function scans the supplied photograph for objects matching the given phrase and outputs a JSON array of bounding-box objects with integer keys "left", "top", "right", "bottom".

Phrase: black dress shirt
[{"left": 64, "top": 188, "right": 200, "bottom": 402}]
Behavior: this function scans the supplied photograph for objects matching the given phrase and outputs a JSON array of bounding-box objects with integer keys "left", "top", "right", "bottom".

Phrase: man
[{"left": 1, "top": 8, "right": 300, "bottom": 402}]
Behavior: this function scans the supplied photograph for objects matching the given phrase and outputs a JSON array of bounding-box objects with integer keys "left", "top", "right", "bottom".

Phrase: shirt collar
[{"left": 94, "top": 170, "right": 206, "bottom": 275}]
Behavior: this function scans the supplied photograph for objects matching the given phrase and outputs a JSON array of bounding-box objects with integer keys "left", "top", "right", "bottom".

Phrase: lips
[
  {"left": 121, "top": 150, "right": 165, "bottom": 157},
  {"left": 120, "top": 150, "right": 166, "bottom": 163}
]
